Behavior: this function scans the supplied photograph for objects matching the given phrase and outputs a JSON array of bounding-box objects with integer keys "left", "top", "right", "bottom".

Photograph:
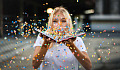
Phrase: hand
[
  {"left": 43, "top": 35, "right": 54, "bottom": 44},
  {"left": 39, "top": 27, "right": 54, "bottom": 45},
  {"left": 62, "top": 37, "right": 76, "bottom": 47}
]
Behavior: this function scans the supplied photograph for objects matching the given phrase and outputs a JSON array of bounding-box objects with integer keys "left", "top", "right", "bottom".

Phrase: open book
[{"left": 36, "top": 29, "right": 86, "bottom": 43}]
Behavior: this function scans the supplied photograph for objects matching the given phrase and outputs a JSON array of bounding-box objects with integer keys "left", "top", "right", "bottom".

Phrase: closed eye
[
  {"left": 62, "top": 20, "right": 66, "bottom": 22},
  {"left": 53, "top": 21, "right": 57, "bottom": 22}
]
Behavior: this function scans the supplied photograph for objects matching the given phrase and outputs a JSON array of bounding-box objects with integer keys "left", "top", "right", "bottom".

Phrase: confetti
[
  {"left": 1, "top": 41, "right": 3, "bottom": 44},
  {"left": 4, "top": 37, "right": 7, "bottom": 40},
  {"left": 98, "top": 58, "right": 101, "bottom": 60},
  {"left": 8, "top": 39, "right": 10, "bottom": 41},
  {"left": 21, "top": 57, "right": 24, "bottom": 60},
  {"left": 22, "top": 48, "right": 24, "bottom": 51}
]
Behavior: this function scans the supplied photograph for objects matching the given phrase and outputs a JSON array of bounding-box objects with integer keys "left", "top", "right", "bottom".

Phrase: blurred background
[{"left": 0, "top": 0, "right": 120, "bottom": 70}]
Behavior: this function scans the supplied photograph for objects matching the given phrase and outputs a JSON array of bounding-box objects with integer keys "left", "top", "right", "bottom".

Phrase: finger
[
  {"left": 62, "top": 40, "right": 69, "bottom": 44},
  {"left": 47, "top": 38, "right": 53, "bottom": 42},
  {"left": 39, "top": 27, "right": 43, "bottom": 37},
  {"left": 65, "top": 41, "right": 70, "bottom": 44},
  {"left": 62, "top": 40, "right": 66, "bottom": 43},
  {"left": 70, "top": 37, "right": 76, "bottom": 42},
  {"left": 68, "top": 39, "right": 71, "bottom": 42},
  {"left": 48, "top": 38, "right": 51, "bottom": 40},
  {"left": 73, "top": 37, "right": 76, "bottom": 41},
  {"left": 62, "top": 41, "right": 66, "bottom": 45},
  {"left": 47, "top": 38, "right": 51, "bottom": 42},
  {"left": 40, "top": 27, "right": 42, "bottom": 32},
  {"left": 62, "top": 41, "right": 65, "bottom": 44},
  {"left": 39, "top": 33, "right": 43, "bottom": 37},
  {"left": 45, "top": 36, "right": 49, "bottom": 39},
  {"left": 51, "top": 40, "right": 55, "bottom": 42},
  {"left": 49, "top": 40, "right": 54, "bottom": 43},
  {"left": 43, "top": 35, "right": 46, "bottom": 39},
  {"left": 64, "top": 41, "right": 69, "bottom": 45},
  {"left": 68, "top": 39, "right": 73, "bottom": 43},
  {"left": 46, "top": 39, "right": 49, "bottom": 42}
]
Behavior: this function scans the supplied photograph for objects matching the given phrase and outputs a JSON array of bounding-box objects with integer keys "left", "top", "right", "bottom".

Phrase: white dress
[{"left": 33, "top": 33, "right": 87, "bottom": 70}]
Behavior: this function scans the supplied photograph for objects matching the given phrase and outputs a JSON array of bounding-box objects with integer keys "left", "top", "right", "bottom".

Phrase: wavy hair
[
  {"left": 45, "top": 6, "right": 74, "bottom": 49},
  {"left": 46, "top": 6, "right": 73, "bottom": 34}
]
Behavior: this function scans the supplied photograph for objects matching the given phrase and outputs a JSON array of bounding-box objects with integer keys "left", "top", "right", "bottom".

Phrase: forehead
[{"left": 53, "top": 11, "right": 65, "bottom": 19}]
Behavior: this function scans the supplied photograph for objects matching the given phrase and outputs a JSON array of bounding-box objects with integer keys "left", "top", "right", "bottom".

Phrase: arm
[
  {"left": 69, "top": 43, "right": 92, "bottom": 70},
  {"left": 62, "top": 39, "right": 92, "bottom": 70},
  {"left": 32, "top": 41, "right": 48, "bottom": 69},
  {"left": 32, "top": 34, "right": 54, "bottom": 69}
]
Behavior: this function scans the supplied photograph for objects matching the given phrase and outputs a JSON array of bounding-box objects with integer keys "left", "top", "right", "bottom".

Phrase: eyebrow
[
  {"left": 61, "top": 18, "right": 65, "bottom": 19},
  {"left": 52, "top": 18, "right": 66, "bottom": 21}
]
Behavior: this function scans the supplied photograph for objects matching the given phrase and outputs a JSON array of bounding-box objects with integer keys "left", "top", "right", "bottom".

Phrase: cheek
[
  {"left": 62, "top": 23, "right": 67, "bottom": 27},
  {"left": 53, "top": 23, "right": 58, "bottom": 27}
]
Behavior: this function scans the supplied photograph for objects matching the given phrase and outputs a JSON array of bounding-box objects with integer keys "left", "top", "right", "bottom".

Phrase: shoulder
[
  {"left": 36, "top": 33, "right": 41, "bottom": 39},
  {"left": 76, "top": 37, "right": 83, "bottom": 42},
  {"left": 36, "top": 33, "right": 44, "bottom": 41},
  {"left": 75, "top": 37, "right": 85, "bottom": 46},
  {"left": 75, "top": 37, "right": 87, "bottom": 52}
]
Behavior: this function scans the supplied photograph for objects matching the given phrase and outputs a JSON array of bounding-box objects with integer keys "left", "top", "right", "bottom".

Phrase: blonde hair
[
  {"left": 46, "top": 6, "right": 74, "bottom": 49},
  {"left": 46, "top": 6, "right": 73, "bottom": 34}
]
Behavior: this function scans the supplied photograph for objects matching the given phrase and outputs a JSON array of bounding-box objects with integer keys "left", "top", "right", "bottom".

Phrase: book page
[{"left": 37, "top": 29, "right": 85, "bottom": 42}]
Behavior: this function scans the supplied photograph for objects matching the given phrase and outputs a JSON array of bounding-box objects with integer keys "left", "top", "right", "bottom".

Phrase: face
[{"left": 52, "top": 11, "right": 69, "bottom": 35}]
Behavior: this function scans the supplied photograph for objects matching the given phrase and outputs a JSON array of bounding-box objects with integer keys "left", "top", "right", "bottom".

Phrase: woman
[{"left": 32, "top": 6, "right": 92, "bottom": 70}]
